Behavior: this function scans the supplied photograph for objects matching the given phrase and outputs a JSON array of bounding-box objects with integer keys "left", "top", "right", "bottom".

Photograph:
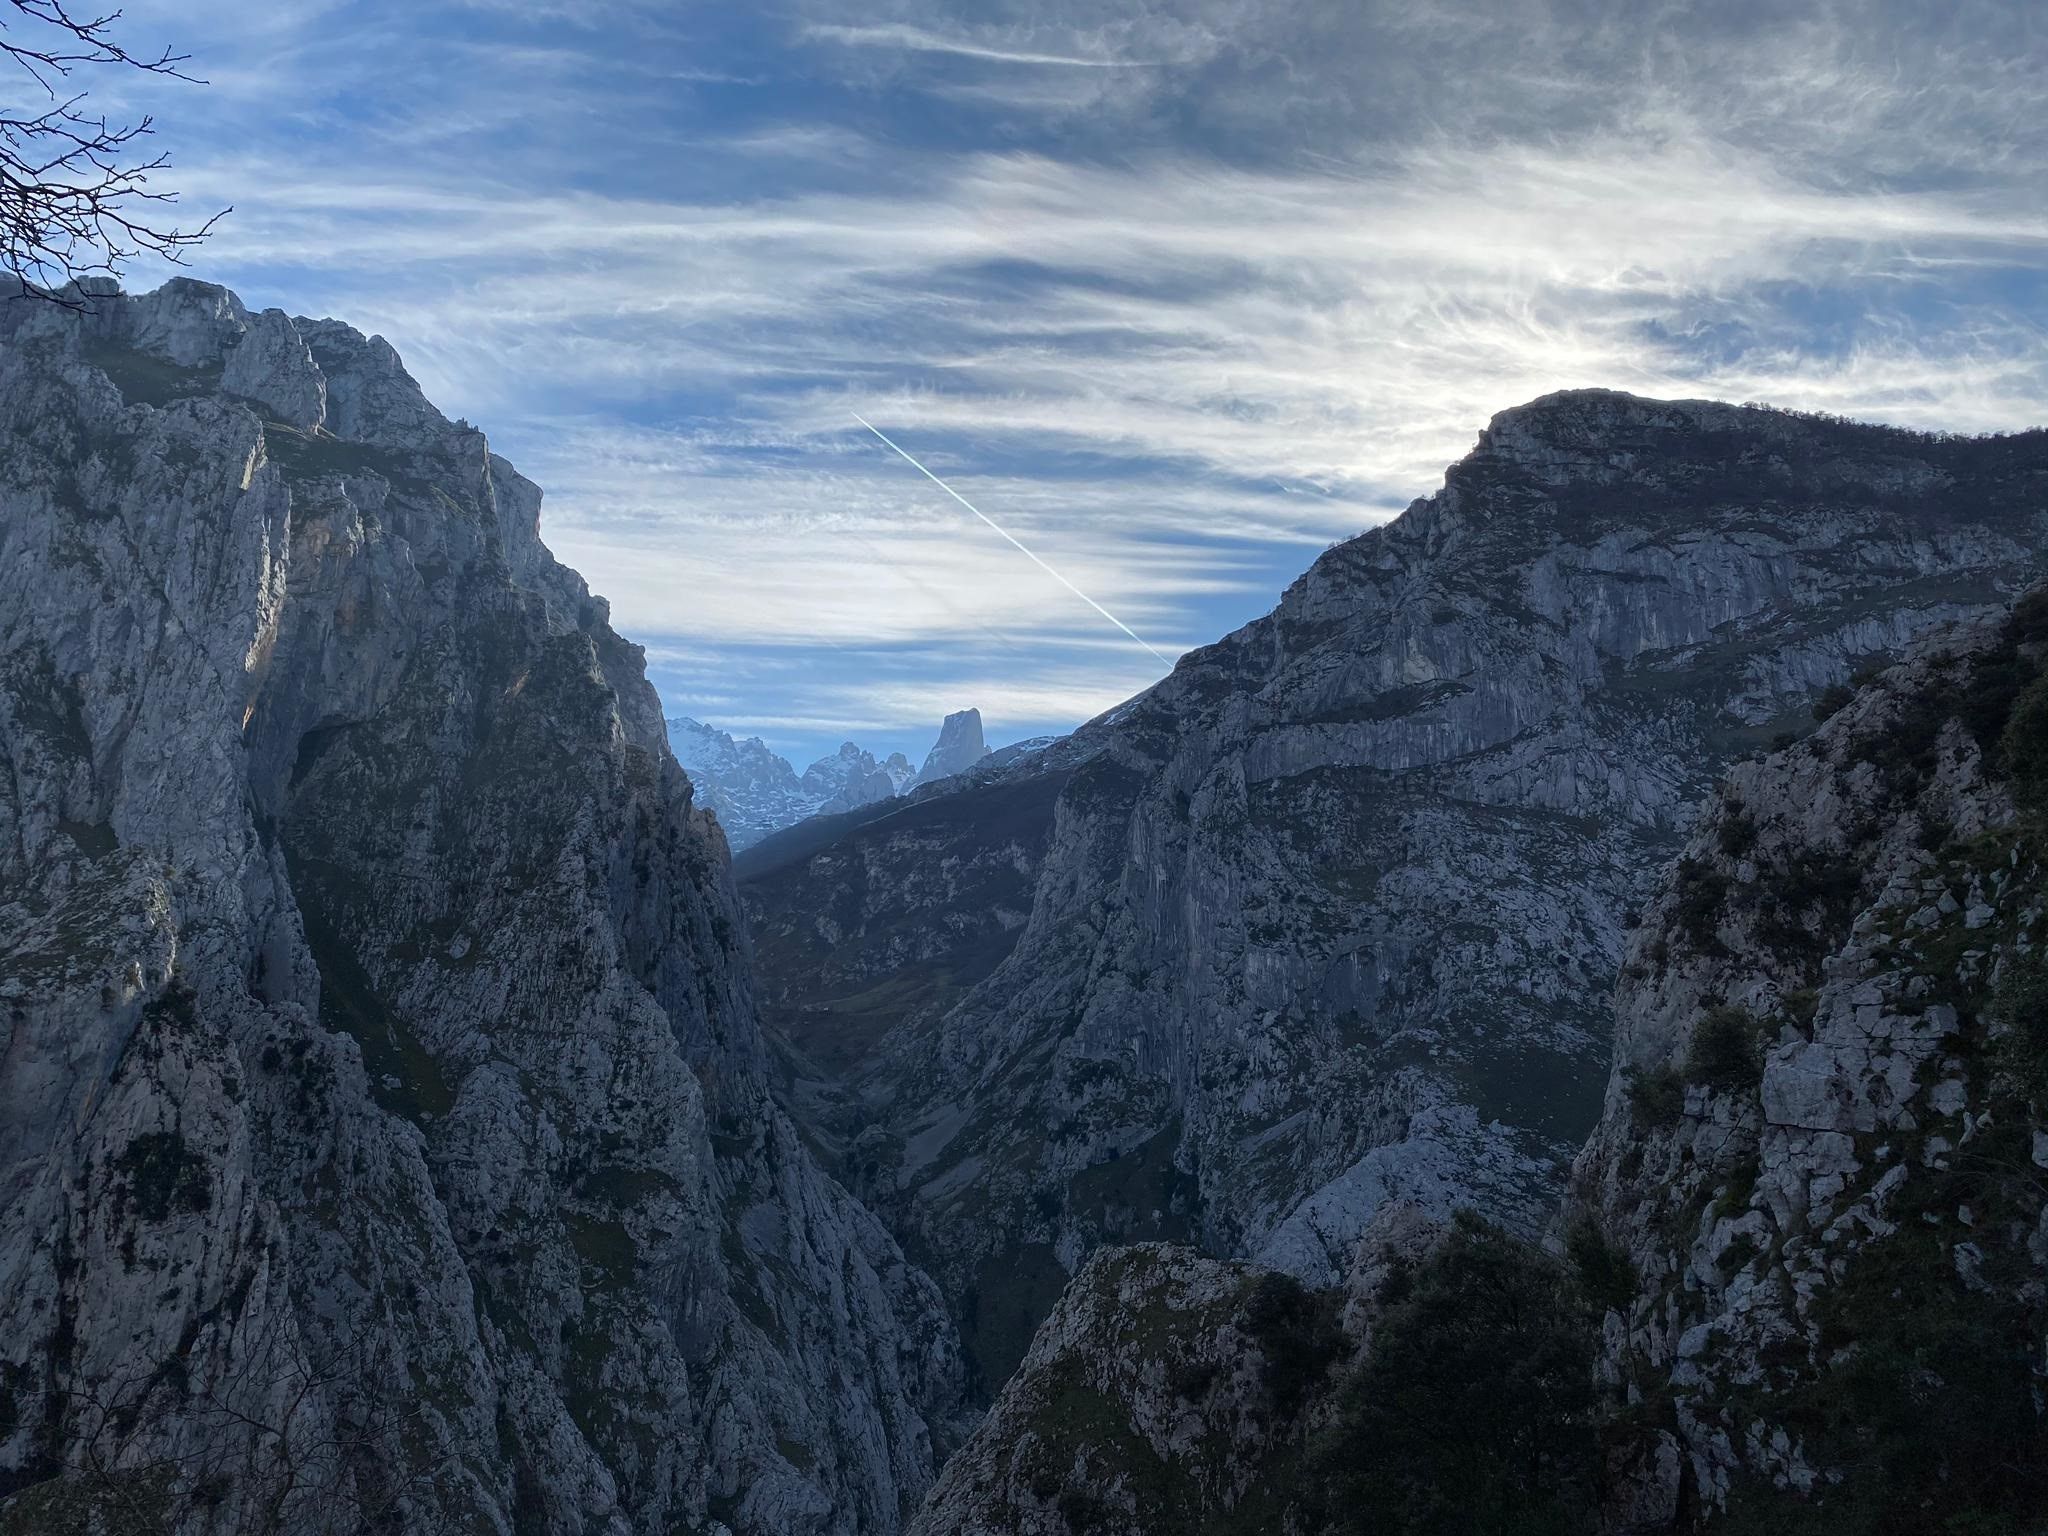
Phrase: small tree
[
  {"left": 1, "top": 0, "right": 225, "bottom": 302},
  {"left": 1310, "top": 1212, "right": 1600, "bottom": 1536}
]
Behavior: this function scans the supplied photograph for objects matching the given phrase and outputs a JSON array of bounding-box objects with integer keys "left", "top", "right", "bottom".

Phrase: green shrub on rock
[{"left": 1309, "top": 1212, "right": 1598, "bottom": 1536}]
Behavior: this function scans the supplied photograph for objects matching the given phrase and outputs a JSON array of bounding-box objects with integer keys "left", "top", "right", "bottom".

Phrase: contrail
[{"left": 851, "top": 412, "right": 1171, "bottom": 666}]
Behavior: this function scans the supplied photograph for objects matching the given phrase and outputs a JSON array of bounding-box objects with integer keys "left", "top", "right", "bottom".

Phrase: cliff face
[
  {"left": 912, "top": 597, "right": 2048, "bottom": 1536},
  {"left": 0, "top": 279, "right": 964, "bottom": 1535},
  {"left": 745, "top": 392, "right": 2047, "bottom": 1389},
  {"left": 1573, "top": 598, "right": 2048, "bottom": 1527},
  {"left": 910, "top": 711, "right": 988, "bottom": 790}
]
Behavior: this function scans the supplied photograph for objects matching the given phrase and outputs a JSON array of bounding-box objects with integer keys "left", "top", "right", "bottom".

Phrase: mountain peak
[{"left": 913, "top": 708, "right": 989, "bottom": 788}]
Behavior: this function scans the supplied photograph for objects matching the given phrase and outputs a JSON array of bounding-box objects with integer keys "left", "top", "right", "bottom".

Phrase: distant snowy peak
[
  {"left": 666, "top": 710, "right": 1035, "bottom": 850},
  {"left": 668, "top": 716, "right": 795, "bottom": 788},
  {"left": 667, "top": 717, "right": 813, "bottom": 851},
  {"left": 799, "top": 741, "right": 903, "bottom": 816}
]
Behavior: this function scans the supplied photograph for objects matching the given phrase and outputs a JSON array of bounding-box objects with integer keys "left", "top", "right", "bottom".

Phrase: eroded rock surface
[
  {"left": 749, "top": 392, "right": 2048, "bottom": 1390},
  {"left": 0, "top": 279, "right": 965, "bottom": 1535},
  {"left": 1573, "top": 599, "right": 2048, "bottom": 1523}
]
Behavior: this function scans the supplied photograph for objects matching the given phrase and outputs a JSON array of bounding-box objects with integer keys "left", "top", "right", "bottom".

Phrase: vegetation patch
[
  {"left": 1308, "top": 1212, "right": 1599, "bottom": 1535},
  {"left": 1238, "top": 1271, "right": 1343, "bottom": 1419},
  {"left": 1565, "top": 1217, "right": 1638, "bottom": 1313},
  {"left": 1674, "top": 857, "right": 1731, "bottom": 956},
  {"left": 113, "top": 1130, "right": 210, "bottom": 1221},
  {"left": 1629, "top": 1065, "right": 1685, "bottom": 1128},
  {"left": 83, "top": 342, "right": 222, "bottom": 409},
  {"left": 1720, "top": 1137, "right": 2048, "bottom": 1533},
  {"left": 1686, "top": 1006, "right": 1767, "bottom": 1093}
]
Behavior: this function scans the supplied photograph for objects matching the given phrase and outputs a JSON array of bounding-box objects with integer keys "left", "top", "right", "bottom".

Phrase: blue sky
[{"left": 96, "top": 0, "right": 2048, "bottom": 766}]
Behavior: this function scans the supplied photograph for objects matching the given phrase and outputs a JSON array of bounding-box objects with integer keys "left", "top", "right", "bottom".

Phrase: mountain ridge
[
  {"left": 0, "top": 276, "right": 966, "bottom": 1534},
  {"left": 741, "top": 385, "right": 2048, "bottom": 1391}
]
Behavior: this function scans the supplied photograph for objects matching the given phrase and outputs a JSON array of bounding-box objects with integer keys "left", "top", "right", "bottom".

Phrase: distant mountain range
[{"left": 667, "top": 706, "right": 1057, "bottom": 850}]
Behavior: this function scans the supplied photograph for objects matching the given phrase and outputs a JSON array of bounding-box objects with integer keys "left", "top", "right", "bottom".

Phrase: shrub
[
  {"left": 1056, "top": 1489, "right": 1107, "bottom": 1531},
  {"left": 1687, "top": 1006, "right": 1765, "bottom": 1093},
  {"left": 1998, "top": 673, "right": 2048, "bottom": 812},
  {"left": 1674, "top": 857, "right": 1731, "bottom": 956},
  {"left": 1241, "top": 1271, "right": 1343, "bottom": 1420},
  {"left": 1564, "top": 1218, "right": 1637, "bottom": 1314},
  {"left": 1718, "top": 809, "right": 1759, "bottom": 859},
  {"left": 1166, "top": 1358, "right": 1219, "bottom": 1402},
  {"left": 1629, "top": 1065, "right": 1685, "bottom": 1128},
  {"left": 1308, "top": 1213, "right": 1599, "bottom": 1536},
  {"left": 1812, "top": 683, "right": 1855, "bottom": 723},
  {"left": 1755, "top": 849, "right": 1863, "bottom": 961},
  {"left": 1991, "top": 945, "right": 2048, "bottom": 1093},
  {"left": 113, "top": 1131, "right": 210, "bottom": 1221}
]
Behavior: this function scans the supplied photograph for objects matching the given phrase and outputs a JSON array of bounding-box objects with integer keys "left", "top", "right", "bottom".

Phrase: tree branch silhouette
[{"left": 0, "top": 0, "right": 226, "bottom": 305}]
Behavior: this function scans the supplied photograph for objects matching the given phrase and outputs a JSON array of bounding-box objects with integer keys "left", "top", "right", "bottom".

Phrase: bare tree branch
[{"left": 0, "top": 0, "right": 226, "bottom": 306}]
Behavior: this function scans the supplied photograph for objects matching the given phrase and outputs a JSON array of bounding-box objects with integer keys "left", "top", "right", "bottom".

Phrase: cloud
[
  {"left": 105, "top": 0, "right": 2048, "bottom": 754},
  {"left": 800, "top": 22, "right": 1159, "bottom": 69}
]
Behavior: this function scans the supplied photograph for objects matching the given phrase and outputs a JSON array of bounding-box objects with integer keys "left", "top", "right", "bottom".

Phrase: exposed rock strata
[
  {"left": 0, "top": 279, "right": 964, "bottom": 1535},
  {"left": 745, "top": 394, "right": 2048, "bottom": 1390},
  {"left": 1573, "top": 599, "right": 2048, "bottom": 1524}
]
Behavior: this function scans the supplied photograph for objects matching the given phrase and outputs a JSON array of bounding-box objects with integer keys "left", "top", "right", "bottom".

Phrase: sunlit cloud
[{"left": 102, "top": 0, "right": 2048, "bottom": 759}]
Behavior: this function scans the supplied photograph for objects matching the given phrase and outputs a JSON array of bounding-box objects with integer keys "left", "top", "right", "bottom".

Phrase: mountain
[
  {"left": 911, "top": 709, "right": 990, "bottom": 789},
  {"left": 10, "top": 276, "right": 2045, "bottom": 1536},
  {"left": 909, "top": 598, "right": 2048, "bottom": 1535},
  {"left": 1571, "top": 596, "right": 2048, "bottom": 1526},
  {"left": 665, "top": 715, "right": 1006, "bottom": 852},
  {"left": 664, "top": 715, "right": 815, "bottom": 850},
  {"left": 739, "top": 391, "right": 2048, "bottom": 1392},
  {"left": 800, "top": 740, "right": 916, "bottom": 815},
  {"left": 0, "top": 278, "right": 966, "bottom": 1534}
]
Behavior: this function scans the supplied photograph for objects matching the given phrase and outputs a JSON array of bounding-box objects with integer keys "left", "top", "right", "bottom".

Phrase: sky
[{"left": 83, "top": 0, "right": 2048, "bottom": 767}]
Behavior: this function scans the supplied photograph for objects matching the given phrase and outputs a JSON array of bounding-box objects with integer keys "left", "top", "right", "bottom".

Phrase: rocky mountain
[
  {"left": 905, "top": 1203, "right": 1440, "bottom": 1536},
  {"left": 802, "top": 742, "right": 916, "bottom": 816},
  {"left": 910, "top": 597, "right": 2048, "bottom": 1536},
  {"left": 663, "top": 716, "right": 817, "bottom": 851},
  {"left": 740, "top": 392, "right": 2048, "bottom": 1392},
  {"left": 666, "top": 714, "right": 1009, "bottom": 852},
  {"left": 1571, "top": 595, "right": 2048, "bottom": 1528},
  {"left": 909, "top": 710, "right": 989, "bottom": 789},
  {"left": 0, "top": 278, "right": 967, "bottom": 1535}
]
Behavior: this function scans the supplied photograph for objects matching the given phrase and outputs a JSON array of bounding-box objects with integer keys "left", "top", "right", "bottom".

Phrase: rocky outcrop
[
  {"left": 910, "top": 710, "right": 988, "bottom": 790},
  {"left": 748, "top": 393, "right": 2048, "bottom": 1390},
  {"left": 1572, "top": 596, "right": 2048, "bottom": 1526},
  {"left": 909, "top": 1204, "right": 1445, "bottom": 1536},
  {"left": 0, "top": 279, "right": 965, "bottom": 1535},
  {"left": 908, "top": 1245, "right": 1310, "bottom": 1536}
]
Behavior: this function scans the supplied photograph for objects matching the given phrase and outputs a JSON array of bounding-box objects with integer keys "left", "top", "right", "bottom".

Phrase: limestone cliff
[
  {"left": 915, "top": 596, "right": 2048, "bottom": 1534},
  {"left": 746, "top": 392, "right": 2048, "bottom": 1391},
  {"left": 0, "top": 279, "right": 965, "bottom": 1535},
  {"left": 1573, "top": 597, "right": 2048, "bottom": 1527}
]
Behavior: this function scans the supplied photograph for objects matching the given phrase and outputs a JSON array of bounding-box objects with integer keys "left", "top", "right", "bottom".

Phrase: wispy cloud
[
  {"left": 108, "top": 0, "right": 2048, "bottom": 758},
  {"left": 801, "top": 22, "right": 1158, "bottom": 69}
]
